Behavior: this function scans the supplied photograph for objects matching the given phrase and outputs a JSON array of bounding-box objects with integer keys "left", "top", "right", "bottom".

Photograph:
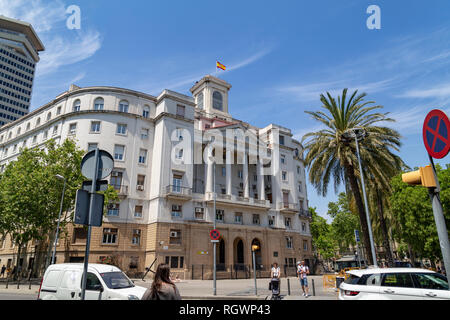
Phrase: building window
[
  {"left": 114, "top": 145, "right": 125, "bottom": 161},
  {"left": 216, "top": 209, "right": 224, "bottom": 222},
  {"left": 69, "top": 123, "right": 77, "bottom": 135},
  {"left": 119, "top": 100, "right": 129, "bottom": 113},
  {"left": 107, "top": 203, "right": 120, "bottom": 216},
  {"left": 141, "top": 128, "right": 149, "bottom": 139},
  {"left": 17, "top": 128, "right": 21, "bottom": 136},
  {"left": 134, "top": 205, "right": 143, "bottom": 218},
  {"left": 281, "top": 155, "right": 286, "bottom": 164},
  {"left": 176, "top": 105, "right": 185, "bottom": 117},
  {"left": 195, "top": 207, "right": 204, "bottom": 220},
  {"left": 169, "top": 230, "right": 182, "bottom": 245},
  {"left": 172, "top": 174, "right": 182, "bottom": 192},
  {"left": 137, "top": 174, "right": 146, "bottom": 188},
  {"left": 212, "top": 91, "right": 223, "bottom": 111},
  {"left": 116, "top": 123, "right": 127, "bottom": 135},
  {"left": 269, "top": 216, "right": 274, "bottom": 226},
  {"left": 88, "top": 143, "right": 98, "bottom": 152},
  {"left": 102, "top": 228, "right": 118, "bottom": 244},
  {"left": 132, "top": 229, "right": 141, "bottom": 245},
  {"left": 303, "top": 240, "right": 308, "bottom": 251},
  {"left": 222, "top": 167, "right": 226, "bottom": 177},
  {"left": 282, "top": 171, "right": 287, "bottom": 181},
  {"left": 285, "top": 217, "right": 292, "bottom": 229},
  {"left": 166, "top": 256, "right": 184, "bottom": 269},
  {"left": 53, "top": 125, "right": 58, "bottom": 136},
  {"left": 138, "top": 149, "right": 147, "bottom": 164},
  {"left": 197, "top": 92, "right": 204, "bottom": 110},
  {"left": 143, "top": 105, "right": 150, "bottom": 118},
  {"left": 302, "top": 222, "right": 307, "bottom": 232},
  {"left": 94, "top": 98, "right": 104, "bottom": 111},
  {"left": 90, "top": 121, "right": 101, "bottom": 133},
  {"left": 32, "top": 136, "right": 37, "bottom": 145},
  {"left": 297, "top": 166, "right": 301, "bottom": 175},
  {"left": 286, "top": 237, "right": 293, "bottom": 249},
  {"left": 252, "top": 214, "right": 260, "bottom": 225},
  {"left": 57, "top": 106, "right": 62, "bottom": 115},
  {"left": 43, "top": 131, "right": 48, "bottom": 141},
  {"left": 73, "top": 228, "right": 87, "bottom": 244},
  {"left": 26, "top": 123, "right": 30, "bottom": 131},
  {"left": 47, "top": 112, "right": 52, "bottom": 121},
  {"left": 238, "top": 170, "right": 243, "bottom": 179},
  {"left": 298, "top": 183, "right": 302, "bottom": 193},
  {"left": 36, "top": 118, "right": 41, "bottom": 127},
  {"left": 175, "top": 148, "right": 184, "bottom": 160},
  {"left": 279, "top": 135, "right": 285, "bottom": 146},
  {"left": 171, "top": 205, "right": 182, "bottom": 218},
  {"left": 73, "top": 100, "right": 81, "bottom": 112},
  {"left": 234, "top": 212, "right": 243, "bottom": 224}
]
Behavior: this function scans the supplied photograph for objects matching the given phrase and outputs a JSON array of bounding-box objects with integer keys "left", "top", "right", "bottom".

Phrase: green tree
[
  {"left": 302, "top": 88, "right": 404, "bottom": 264},
  {"left": 389, "top": 164, "right": 450, "bottom": 264},
  {"left": 309, "top": 207, "right": 336, "bottom": 261}
]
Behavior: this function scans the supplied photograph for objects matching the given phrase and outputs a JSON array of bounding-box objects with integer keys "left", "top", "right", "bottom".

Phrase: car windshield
[{"left": 100, "top": 272, "right": 134, "bottom": 289}]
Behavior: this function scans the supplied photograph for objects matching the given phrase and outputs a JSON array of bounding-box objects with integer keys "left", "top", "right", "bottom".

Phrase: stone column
[
  {"left": 243, "top": 151, "right": 249, "bottom": 198},
  {"left": 226, "top": 148, "right": 232, "bottom": 196},
  {"left": 257, "top": 158, "right": 265, "bottom": 201}
]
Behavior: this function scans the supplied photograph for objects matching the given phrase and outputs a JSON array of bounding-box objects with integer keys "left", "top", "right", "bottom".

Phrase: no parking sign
[{"left": 423, "top": 109, "right": 450, "bottom": 159}]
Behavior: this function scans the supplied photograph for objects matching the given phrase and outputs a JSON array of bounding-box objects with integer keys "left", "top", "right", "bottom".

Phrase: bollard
[
  {"left": 5, "top": 277, "right": 8, "bottom": 289},
  {"left": 192, "top": 265, "right": 194, "bottom": 280},
  {"left": 29, "top": 278, "right": 32, "bottom": 290},
  {"left": 287, "top": 278, "right": 291, "bottom": 295},
  {"left": 17, "top": 277, "right": 20, "bottom": 289},
  {"left": 201, "top": 265, "right": 204, "bottom": 280},
  {"left": 312, "top": 279, "right": 316, "bottom": 296}
]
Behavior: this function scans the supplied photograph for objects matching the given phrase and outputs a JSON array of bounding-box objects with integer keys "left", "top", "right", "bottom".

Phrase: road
[{"left": 0, "top": 292, "right": 37, "bottom": 300}]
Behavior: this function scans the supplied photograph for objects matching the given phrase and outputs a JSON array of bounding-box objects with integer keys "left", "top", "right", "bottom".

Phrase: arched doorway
[
  {"left": 251, "top": 238, "right": 262, "bottom": 270},
  {"left": 233, "top": 238, "right": 245, "bottom": 270},
  {"left": 216, "top": 238, "right": 226, "bottom": 271}
]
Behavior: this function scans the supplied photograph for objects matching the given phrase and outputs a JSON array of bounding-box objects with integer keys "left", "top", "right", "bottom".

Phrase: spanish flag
[{"left": 216, "top": 61, "right": 226, "bottom": 71}]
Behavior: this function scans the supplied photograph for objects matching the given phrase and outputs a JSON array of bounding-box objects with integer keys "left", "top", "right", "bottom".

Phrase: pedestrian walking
[
  {"left": 0, "top": 265, "right": 5, "bottom": 278},
  {"left": 142, "top": 263, "right": 181, "bottom": 300},
  {"left": 269, "top": 262, "right": 281, "bottom": 300},
  {"left": 297, "top": 260, "right": 310, "bottom": 297}
]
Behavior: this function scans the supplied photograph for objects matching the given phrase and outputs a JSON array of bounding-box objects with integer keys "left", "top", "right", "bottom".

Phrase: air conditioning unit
[
  {"left": 137, "top": 185, "right": 144, "bottom": 191},
  {"left": 170, "top": 231, "right": 178, "bottom": 238}
]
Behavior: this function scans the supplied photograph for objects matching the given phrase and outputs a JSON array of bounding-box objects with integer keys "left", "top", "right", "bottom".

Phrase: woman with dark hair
[{"left": 142, "top": 263, "right": 181, "bottom": 300}]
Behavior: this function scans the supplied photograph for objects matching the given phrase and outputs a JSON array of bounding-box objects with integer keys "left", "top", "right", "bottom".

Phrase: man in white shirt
[{"left": 297, "top": 260, "right": 310, "bottom": 297}]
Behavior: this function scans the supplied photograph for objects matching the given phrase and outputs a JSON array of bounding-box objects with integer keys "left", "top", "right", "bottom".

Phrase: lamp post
[
  {"left": 51, "top": 174, "right": 66, "bottom": 265},
  {"left": 209, "top": 156, "right": 217, "bottom": 296},
  {"left": 252, "top": 244, "right": 259, "bottom": 295},
  {"left": 342, "top": 128, "right": 377, "bottom": 267}
]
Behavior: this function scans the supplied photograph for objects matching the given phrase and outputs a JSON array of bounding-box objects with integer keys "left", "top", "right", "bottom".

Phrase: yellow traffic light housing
[{"left": 402, "top": 165, "right": 436, "bottom": 187}]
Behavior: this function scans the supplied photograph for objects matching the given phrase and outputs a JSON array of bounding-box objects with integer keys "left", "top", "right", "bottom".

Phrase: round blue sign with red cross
[
  {"left": 210, "top": 229, "right": 220, "bottom": 241},
  {"left": 423, "top": 109, "right": 450, "bottom": 159}
]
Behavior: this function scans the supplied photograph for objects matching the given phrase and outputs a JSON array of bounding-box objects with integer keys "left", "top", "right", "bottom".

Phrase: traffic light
[{"left": 402, "top": 165, "right": 436, "bottom": 187}]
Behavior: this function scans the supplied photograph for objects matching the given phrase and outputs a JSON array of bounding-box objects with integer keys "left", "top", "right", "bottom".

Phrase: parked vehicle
[
  {"left": 393, "top": 261, "right": 413, "bottom": 268},
  {"left": 38, "top": 263, "right": 147, "bottom": 300},
  {"left": 339, "top": 268, "right": 450, "bottom": 300}
]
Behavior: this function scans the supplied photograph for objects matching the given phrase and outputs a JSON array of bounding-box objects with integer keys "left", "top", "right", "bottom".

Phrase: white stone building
[{"left": 0, "top": 75, "right": 313, "bottom": 278}]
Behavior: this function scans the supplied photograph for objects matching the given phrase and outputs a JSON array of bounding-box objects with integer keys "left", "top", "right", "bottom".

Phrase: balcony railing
[
  {"left": 112, "top": 184, "right": 128, "bottom": 196},
  {"left": 299, "top": 208, "right": 312, "bottom": 218},
  {"left": 278, "top": 202, "right": 299, "bottom": 212},
  {"left": 164, "top": 185, "right": 192, "bottom": 197}
]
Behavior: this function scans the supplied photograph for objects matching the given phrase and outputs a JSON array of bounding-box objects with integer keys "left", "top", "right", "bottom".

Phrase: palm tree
[{"left": 302, "top": 89, "right": 405, "bottom": 265}]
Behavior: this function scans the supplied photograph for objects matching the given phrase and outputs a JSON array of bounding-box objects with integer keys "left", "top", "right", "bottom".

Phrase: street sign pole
[
  {"left": 212, "top": 161, "right": 217, "bottom": 296},
  {"left": 428, "top": 155, "right": 450, "bottom": 288},
  {"left": 80, "top": 148, "right": 100, "bottom": 300}
]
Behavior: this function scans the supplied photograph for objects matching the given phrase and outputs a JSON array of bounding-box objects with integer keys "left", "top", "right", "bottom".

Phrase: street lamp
[
  {"left": 208, "top": 155, "right": 217, "bottom": 296},
  {"left": 51, "top": 174, "right": 66, "bottom": 265},
  {"left": 341, "top": 128, "right": 378, "bottom": 268},
  {"left": 251, "top": 244, "right": 259, "bottom": 295}
]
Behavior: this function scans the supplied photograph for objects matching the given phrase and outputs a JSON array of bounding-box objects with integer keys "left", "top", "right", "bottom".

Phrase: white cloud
[
  {"left": 399, "top": 84, "right": 450, "bottom": 99},
  {"left": 0, "top": 0, "right": 102, "bottom": 77}
]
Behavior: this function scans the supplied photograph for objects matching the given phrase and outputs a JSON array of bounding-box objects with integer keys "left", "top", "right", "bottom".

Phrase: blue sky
[{"left": 2, "top": 0, "right": 450, "bottom": 220}]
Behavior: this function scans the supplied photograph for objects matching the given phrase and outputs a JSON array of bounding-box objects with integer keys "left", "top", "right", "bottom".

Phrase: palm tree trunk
[
  {"left": 376, "top": 189, "right": 394, "bottom": 267},
  {"left": 345, "top": 162, "right": 374, "bottom": 265}
]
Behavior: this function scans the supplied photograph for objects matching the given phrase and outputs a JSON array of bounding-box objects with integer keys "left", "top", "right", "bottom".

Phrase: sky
[{"left": 2, "top": 0, "right": 450, "bottom": 221}]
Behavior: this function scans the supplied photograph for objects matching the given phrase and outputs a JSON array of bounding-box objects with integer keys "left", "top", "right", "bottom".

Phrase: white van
[{"left": 38, "top": 263, "right": 148, "bottom": 300}]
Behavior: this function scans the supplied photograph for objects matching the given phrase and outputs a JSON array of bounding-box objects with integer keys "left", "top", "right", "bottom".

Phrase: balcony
[
  {"left": 112, "top": 184, "right": 128, "bottom": 197},
  {"left": 205, "top": 193, "right": 270, "bottom": 210},
  {"left": 299, "top": 208, "right": 312, "bottom": 219},
  {"left": 163, "top": 185, "right": 192, "bottom": 201},
  {"left": 278, "top": 202, "right": 299, "bottom": 213}
]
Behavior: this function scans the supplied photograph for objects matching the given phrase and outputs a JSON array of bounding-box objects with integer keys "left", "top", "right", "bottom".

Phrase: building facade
[
  {"left": 0, "top": 75, "right": 313, "bottom": 279},
  {"left": 0, "top": 16, "right": 44, "bottom": 126}
]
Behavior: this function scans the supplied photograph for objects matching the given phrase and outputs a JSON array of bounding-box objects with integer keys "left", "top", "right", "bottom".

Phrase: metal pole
[
  {"left": 354, "top": 135, "right": 378, "bottom": 267},
  {"left": 428, "top": 156, "right": 450, "bottom": 289},
  {"left": 81, "top": 148, "right": 100, "bottom": 300},
  {"left": 252, "top": 250, "right": 257, "bottom": 295},
  {"left": 51, "top": 177, "right": 66, "bottom": 265},
  {"left": 213, "top": 160, "right": 217, "bottom": 296}
]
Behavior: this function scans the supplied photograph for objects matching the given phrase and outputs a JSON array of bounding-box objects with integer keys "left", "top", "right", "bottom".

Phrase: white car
[
  {"left": 38, "top": 263, "right": 148, "bottom": 300},
  {"left": 339, "top": 267, "right": 450, "bottom": 300}
]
